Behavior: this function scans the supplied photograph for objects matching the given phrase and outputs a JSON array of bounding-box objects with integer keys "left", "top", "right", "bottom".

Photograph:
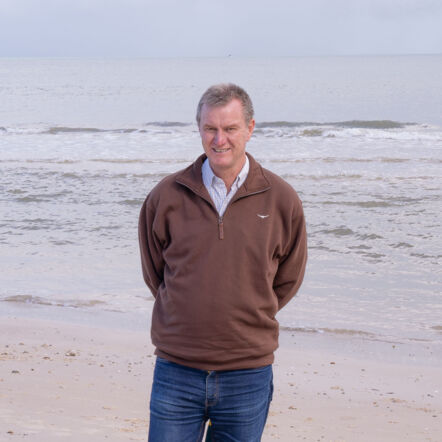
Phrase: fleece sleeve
[
  {"left": 138, "top": 198, "right": 165, "bottom": 297},
  {"left": 273, "top": 202, "right": 308, "bottom": 310}
]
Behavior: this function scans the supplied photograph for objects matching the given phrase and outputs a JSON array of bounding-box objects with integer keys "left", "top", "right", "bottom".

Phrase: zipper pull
[{"left": 218, "top": 218, "right": 224, "bottom": 240}]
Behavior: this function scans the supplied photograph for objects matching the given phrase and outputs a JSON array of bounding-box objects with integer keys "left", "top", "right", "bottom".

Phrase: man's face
[{"left": 198, "top": 99, "right": 255, "bottom": 177}]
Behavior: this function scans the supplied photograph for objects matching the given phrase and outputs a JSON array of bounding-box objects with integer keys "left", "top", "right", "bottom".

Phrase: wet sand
[{"left": 1, "top": 314, "right": 441, "bottom": 441}]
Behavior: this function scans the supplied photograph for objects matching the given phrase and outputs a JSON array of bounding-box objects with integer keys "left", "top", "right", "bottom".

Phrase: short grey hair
[{"left": 196, "top": 83, "right": 254, "bottom": 125}]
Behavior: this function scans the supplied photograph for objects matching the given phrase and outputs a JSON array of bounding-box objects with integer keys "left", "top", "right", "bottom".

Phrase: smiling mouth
[{"left": 213, "top": 148, "right": 230, "bottom": 153}]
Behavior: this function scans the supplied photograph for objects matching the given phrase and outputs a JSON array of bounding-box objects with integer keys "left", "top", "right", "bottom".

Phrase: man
[{"left": 139, "top": 83, "right": 307, "bottom": 441}]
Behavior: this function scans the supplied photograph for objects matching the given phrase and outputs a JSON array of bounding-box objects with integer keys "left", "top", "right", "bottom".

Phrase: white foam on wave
[
  {"left": 323, "top": 125, "right": 442, "bottom": 141},
  {"left": 2, "top": 121, "right": 441, "bottom": 142},
  {"left": 255, "top": 123, "right": 442, "bottom": 141}
]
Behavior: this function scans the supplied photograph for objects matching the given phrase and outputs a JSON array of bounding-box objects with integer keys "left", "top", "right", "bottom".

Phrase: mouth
[{"left": 212, "top": 147, "right": 230, "bottom": 153}]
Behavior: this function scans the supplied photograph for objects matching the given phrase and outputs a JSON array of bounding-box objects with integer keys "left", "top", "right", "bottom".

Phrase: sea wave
[
  {"left": 279, "top": 325, "right": 382, "bottom": 340},
  {"left": 278, "top": 326, "right": 432, "bottom": 344},
  {"left": 254, "top": 121, "right": 442, "bottom": 141},
  {"left": 45, "top": 127, "right": 140, "bottom": 135},
  {"left": 144, "top": 121, "right": 192, "bottom": 127},
  {"left": 255, "top": 120, "right": 412, "bottom": 129},
  {"left": 1, "top": 294, "right": 106, "bottom": 308},
  {"left": 1, "top": 121, "right": 440, "bottom": 141}
]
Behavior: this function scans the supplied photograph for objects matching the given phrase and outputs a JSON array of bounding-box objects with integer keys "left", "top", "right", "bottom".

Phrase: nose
[{"left": 214, "top": 130, "right": 226, "bottom": 146}]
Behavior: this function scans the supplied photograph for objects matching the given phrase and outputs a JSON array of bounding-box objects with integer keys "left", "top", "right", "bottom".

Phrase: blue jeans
[{"left": 149, "top": 357, "right": 273, "bottom": 442}]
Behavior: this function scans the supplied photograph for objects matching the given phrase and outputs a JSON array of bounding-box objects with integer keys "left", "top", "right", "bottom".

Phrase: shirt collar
[{"left": 202, "top": 155, "right": 250, "bottom": 190}]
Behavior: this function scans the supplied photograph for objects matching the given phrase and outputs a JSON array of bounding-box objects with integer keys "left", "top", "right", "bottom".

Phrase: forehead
[{"left": 200, "top": 99, "right": 246, "bottom": 124}]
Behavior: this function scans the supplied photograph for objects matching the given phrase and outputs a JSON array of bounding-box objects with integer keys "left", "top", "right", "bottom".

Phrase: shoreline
[{"left": 1, "top": 311, "right": 441, "bottom": 441}]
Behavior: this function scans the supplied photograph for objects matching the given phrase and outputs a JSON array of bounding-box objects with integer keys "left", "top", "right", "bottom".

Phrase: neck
[{"left": 210, "top": 156, "right": 246, "bottom": 192}]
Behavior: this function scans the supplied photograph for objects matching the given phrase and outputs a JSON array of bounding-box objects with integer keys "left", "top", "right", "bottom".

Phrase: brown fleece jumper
[{"left": 139, "top": 153, "right": 307, "bottom": 370}]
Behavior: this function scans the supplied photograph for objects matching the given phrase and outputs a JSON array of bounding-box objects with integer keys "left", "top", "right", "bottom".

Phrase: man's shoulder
[
  {"left": 152, "top": 168, "right": 184, "bottom": 191},
  {"left": 260, "top": 165, "right": 301, "bottom": 201},
  {"left": 145, "top": 169, "right": 183, "bottom": 200},
  {"left": 143, "top": 161, "right": 199, "bottom": 207}
]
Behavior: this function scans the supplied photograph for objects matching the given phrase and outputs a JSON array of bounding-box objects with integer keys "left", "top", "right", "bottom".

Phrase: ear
[{"left": 246, "top": 118, "right": 255, "bottom": 140}]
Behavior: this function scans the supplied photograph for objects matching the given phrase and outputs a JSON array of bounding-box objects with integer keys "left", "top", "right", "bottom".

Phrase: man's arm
[
  {"left": 138, "top": 197, "right": 165, "bottom": 297},
  {"left": 273, "top": 202, "right": 308, "bottom": 310}
]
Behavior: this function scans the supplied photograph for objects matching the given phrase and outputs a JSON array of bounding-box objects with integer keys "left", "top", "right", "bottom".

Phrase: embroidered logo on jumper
[{"left": 257, "top": 214, "right": 269, "bottom": 219}]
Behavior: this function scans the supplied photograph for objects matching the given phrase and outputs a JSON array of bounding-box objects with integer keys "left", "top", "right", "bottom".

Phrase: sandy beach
[{"left": 1, "top": 310, "right": 440, "bottom": 442}]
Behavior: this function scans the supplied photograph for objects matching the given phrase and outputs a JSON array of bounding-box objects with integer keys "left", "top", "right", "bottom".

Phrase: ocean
[{"left": 1, "top": 56, "right": 441, "bottom": 347}]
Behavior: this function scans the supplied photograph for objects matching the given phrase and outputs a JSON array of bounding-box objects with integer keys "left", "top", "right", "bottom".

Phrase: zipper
[
  {"left": 176, "top": 178, "right": 270, "bottom": 241},
  {"left": 218, "top": 218, "right": 224, "bottom": 240},
  {"left": 216, "top": 188, "right": 269, "bottom": 240}
]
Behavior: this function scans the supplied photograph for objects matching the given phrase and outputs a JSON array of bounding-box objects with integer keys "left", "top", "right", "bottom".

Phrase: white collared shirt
[{"left": 202, "top": 156, "right": 249, "bottom": 217}]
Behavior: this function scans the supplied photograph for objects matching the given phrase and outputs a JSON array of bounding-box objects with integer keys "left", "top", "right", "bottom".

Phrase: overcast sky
[{"left": 1, "top": 0, "right": 441, "bottom": 57}]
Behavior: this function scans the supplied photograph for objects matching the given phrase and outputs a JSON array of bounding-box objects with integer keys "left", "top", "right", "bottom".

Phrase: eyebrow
[{"left": 203, "top": 123, "right": 240, "bottom": 129}]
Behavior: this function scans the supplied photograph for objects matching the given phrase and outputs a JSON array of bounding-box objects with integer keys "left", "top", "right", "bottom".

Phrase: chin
[{"left": 209, "top": 154, "right": 231, "bottom": 164}]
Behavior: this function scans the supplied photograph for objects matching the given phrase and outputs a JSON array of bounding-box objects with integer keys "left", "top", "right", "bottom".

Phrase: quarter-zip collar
[{"left": 175, "top": 153, "right": 271, "bottom": 201}]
